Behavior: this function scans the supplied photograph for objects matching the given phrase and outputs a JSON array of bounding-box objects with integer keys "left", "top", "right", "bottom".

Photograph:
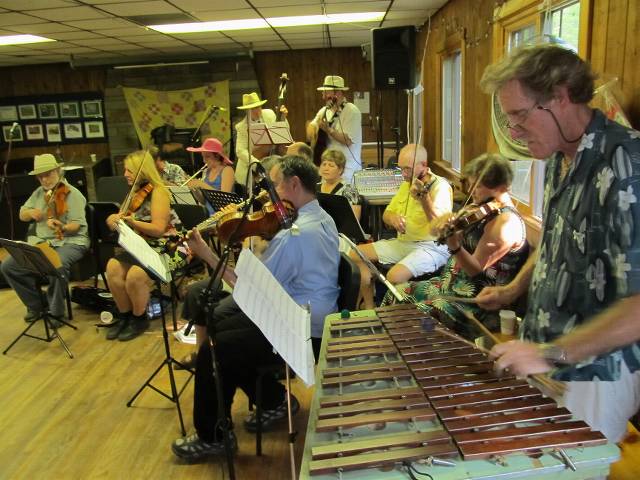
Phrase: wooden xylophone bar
[{"left": 376, "top": 305, "right": 608, "bottom": 460}]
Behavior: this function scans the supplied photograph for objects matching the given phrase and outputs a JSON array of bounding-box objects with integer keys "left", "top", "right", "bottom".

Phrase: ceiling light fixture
[
  {"left": 113, "top": 60, "right": 210, "bottom": 69},
  {"left": 149, "top": 12, "right": 385, "bottom": 34},
  {"left": 0, "top": 34, "right": 55, "bottom": 46}
]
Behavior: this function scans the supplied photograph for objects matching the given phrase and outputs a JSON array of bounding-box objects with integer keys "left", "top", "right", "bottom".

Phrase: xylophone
[{"left": 300, "top": 305, "right": 620, "bottom": 479}]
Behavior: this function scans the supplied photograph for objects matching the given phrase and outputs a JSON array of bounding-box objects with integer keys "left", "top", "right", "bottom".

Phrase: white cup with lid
[{"left": 499, "top": 310, "right": 517, "bottom": 335}]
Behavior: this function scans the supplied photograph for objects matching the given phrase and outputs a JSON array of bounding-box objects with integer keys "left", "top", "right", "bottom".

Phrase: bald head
[
  {"left": 398, "top": 144, "right": 428, "bottom": 181},
  {"left": 286, "top": 142, "right": 313, "bottom": 162}
]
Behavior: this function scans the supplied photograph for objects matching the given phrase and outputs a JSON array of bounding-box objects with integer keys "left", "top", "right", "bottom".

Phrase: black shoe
[
  {"left": 24, "top": 310, "right": 43, "bottom": 323},
  {"left": 118, "top": 316, "right": 149, "bottom": 341},
  {"left": 244, "top": 395, "right": 300, "bottom": 433},
  {"left": 106, "top": 318, "right": 128, "bottom": 340},
  {"left": 171, "top": 431, "right": 237, "bottom": 462}
]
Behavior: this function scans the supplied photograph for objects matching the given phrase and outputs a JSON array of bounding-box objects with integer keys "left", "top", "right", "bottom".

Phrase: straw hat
[
  {"left": 186, "top": 138, "right": 232, "bottom": 165},
  {"left": 317, "top": 75, "right": 349, "bottom": 91},
  {"left": 29, "top": 153, "right": 64, "bottom": 175},
  {"left": 237, "top": 92, "right": 268, "bottom": 110}
]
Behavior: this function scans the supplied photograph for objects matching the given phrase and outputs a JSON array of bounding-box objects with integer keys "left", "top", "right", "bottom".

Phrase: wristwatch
[{"left": 538, "top": 343, "right": 569, "bottom": 365}]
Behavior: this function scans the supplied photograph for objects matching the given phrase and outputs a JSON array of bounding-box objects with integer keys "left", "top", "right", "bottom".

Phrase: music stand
[
  {"left": 0, "top": 238, "right": 77, "bottom": 358},
  {"left": 200, "top": 189, "right": 242, "bottom": 213},
  {"left": 317, "top": 193, "right": 367, "bottom": 244},
  {"left": 168, "top": 186, "right": 199, "bottom": 206},
  {"left": 116, "top": 222, "right": 191, "bottom": 435}
]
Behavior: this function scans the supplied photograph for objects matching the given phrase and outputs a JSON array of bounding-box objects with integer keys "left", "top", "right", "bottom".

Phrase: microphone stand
[
  {"left": 1, "top": 126, "right": 16, "bottom": 239},
  {"left": 190, "top": 105, "right": 219, "bottom": 143}
]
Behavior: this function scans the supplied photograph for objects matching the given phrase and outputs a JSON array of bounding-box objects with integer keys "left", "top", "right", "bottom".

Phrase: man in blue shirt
[
  {"left": 171, "top": 155, "right": 339, "bottom": 461},
  {"left": 478, "top": 44, "right": 640, "bottom": 442}
]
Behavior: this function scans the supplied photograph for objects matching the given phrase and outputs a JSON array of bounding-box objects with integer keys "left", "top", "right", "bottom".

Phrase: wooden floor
[{"left": 0, "top": 282, "right": 639, "bottom": 479}]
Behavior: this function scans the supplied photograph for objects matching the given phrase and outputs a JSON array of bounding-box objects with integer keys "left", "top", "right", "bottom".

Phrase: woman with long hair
[{"left": 105, "top": 150, "right": 187, "bottom": 341}]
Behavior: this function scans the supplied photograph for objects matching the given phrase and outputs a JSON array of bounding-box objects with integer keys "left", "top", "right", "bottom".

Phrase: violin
[
  {"left": 127, "top": 182, "right": 154, "bottom": 215},
  {"left": 216, "top": 200, "right": 297, "bottom": 245},
  {"left": 45, "top": 181, "right": 70, "bottom": 240},
  {"left": 193, "top": 190, "right": 269, "bottom": 237},
  {"left": 436, "top": 200, "right": 502, "bottom": 245}
]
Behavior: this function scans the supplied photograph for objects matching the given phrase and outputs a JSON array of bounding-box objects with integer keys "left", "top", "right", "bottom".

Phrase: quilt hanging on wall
[{"left": 123, "top": 80, "right": 231, "bottom": 151}]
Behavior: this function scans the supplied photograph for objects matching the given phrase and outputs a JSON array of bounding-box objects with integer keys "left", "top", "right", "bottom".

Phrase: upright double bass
[{"left": 252, "top": 73, "right": 290, "bottom": 159}]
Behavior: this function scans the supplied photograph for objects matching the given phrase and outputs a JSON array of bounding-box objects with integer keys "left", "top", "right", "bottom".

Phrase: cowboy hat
[
  {"left": 317, "top": 75, "right": 349, "bottom": 91},
  {"left": 186, "top": 138, "right": 232, "bottom": 165},
  {"left": 237, "top": 92, "right": 268, "bottom": 110},
  {"left": 29, "top": 153, "right": 64, "bottom": 175}
]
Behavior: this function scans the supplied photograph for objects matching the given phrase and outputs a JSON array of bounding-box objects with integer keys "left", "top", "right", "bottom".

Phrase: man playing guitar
[{"left": 307, "top": 75, "right": 362, "bottom": 181}]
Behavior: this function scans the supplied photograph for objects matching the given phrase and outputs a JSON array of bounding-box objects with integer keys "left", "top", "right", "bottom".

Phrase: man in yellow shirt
[{"left": 350, "top": 144, "right": 452, "bottom": 308}]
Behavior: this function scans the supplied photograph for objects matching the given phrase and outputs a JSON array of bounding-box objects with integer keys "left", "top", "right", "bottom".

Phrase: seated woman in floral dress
[{"left": 383, "top": 153, "right": 530, "bottom": 338}]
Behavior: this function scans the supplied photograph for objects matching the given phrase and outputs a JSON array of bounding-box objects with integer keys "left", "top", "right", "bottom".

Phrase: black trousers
[{"left": 193, "top": 295, "right": 284, "bottom": 442}]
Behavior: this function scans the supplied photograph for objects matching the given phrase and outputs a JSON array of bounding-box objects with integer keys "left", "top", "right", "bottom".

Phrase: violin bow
[
  {"left": 402, "top": 138, "right": 421, "bottom": 217},
  {"left": 459, "top": 156, "right": 493, "bottom": 211},
  {"left": 120, "top": 146, "right": 150, "bottom": 215}
]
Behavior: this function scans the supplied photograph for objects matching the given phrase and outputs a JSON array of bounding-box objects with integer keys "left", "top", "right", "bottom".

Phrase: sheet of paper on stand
[
  {"left": 168, "top": 186, "right": 199, "bottom": 205},
  {"left": 116, "top": 220, "right": 171, "bottom": 283},
  {"left": 250, "top": 121, "right": 293, "bottom": 146},
  {"left": 233, "top": 248, "right": 315, "bottom": 386}
]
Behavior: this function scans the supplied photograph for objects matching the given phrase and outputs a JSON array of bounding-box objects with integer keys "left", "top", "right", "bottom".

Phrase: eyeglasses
[{"left": 504, "top": 102, "right": 540, "bottom": 131}]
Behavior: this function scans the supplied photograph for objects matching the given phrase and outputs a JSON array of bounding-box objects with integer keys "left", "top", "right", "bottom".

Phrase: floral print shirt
[{"left": 522, "top": 109, "right": 640, "bottom": 381}]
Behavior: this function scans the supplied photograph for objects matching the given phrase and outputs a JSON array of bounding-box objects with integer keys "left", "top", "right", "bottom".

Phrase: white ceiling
[{"left": 0, "top": 0, "right": 446, "bottom": 67}]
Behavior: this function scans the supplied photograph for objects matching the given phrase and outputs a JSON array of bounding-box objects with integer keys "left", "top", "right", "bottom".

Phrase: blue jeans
[{"left": 1, "top": 243, "right": 87, "bottom": 317}]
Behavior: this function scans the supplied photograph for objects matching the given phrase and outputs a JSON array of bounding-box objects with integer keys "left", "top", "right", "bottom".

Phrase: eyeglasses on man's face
[{"left": 504, "top": 101, "right": 540, "bottom": 131}]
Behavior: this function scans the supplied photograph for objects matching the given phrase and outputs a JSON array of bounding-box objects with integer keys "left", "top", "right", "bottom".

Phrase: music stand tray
[
  {"left": 0, "top": 238, "right": 77, "bottom": 358},
  {"left": 317, "top": 193, "right": 367, "bottom": 244},
  {"left": 200, "top": 189, "right": 242, "bottom": 213}
]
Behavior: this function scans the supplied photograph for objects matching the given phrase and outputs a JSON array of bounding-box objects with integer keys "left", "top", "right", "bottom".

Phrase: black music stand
[
  {"left": 317, "top": 193, "right": 367, "bottom": 244},
  {"left": 0, "top": 238, "right": 77, "bottom": 358},
  {"left": 200, "top": 189, "right": 242, "bottom": 213},
  {"left": 117, "top": 223, "right": 191, "bottom": 436}
]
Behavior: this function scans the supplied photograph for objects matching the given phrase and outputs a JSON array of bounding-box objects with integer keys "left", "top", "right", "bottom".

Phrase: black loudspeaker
[{"left": 371, "top": 26, "right": 416, "bottom": 90}]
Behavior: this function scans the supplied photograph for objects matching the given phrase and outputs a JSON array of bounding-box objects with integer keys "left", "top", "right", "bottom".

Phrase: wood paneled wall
[
  {"left": 419, "top": 0, "right": 640, "bottom": 171},
  {"left": 254, "top": 47, "right": 408, "bottom": 149}
]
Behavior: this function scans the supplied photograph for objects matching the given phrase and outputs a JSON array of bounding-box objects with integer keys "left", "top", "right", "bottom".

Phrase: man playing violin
[
  {"left": 383, "top": 154, "right": 529, "bottom": 337},
  {"left": 235, "top": 92, "right": 288, "bottom": 187},
  {"left": 307, "top": 75, "right": 362, "bottom": 180},
  {"left": 104, "top": 150, "right": 187, "bottom": 341},
  {"left": 478, "top": 44, "right": 640, "bottom": 443},
  {"left": 350, "top": 143, "right": 452, "bottom": 309},
  {"left": 171, "top": 155, "right": 340, "bottom": 461},
  {"left": 1, "top": 154, "right": 89, "bottom": 325}
]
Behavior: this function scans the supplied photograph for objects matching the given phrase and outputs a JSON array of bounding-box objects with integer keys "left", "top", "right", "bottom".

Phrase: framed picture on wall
[
  {"left": 0, "top": 106, "right": 18, "bottom": 122},
  {"left": 84, "top": 120, "right": 104, "bottom": 138},
  {"left": 38, "top": 103, "right": 58, "bottom": 119},
  {"left": 18, "top": 104, "right": 37, "bottom": 120},
  {"left": 64, "top": 122, "right": 83, "bottom": 139},
  {"left": 46, "top": 123, "right": 62, "bottom": 142},
  {"left": 2, "top": 124, "right": 23, "bottom": 142},
  {"left": 60, "top": 101, "right": 80, "bottom": 118},
  {"left": 25, "top": 124, "right": 44, "bottom": 140},
  {"left": 82, "top": 100, "right": 103, "bottom": 118}
]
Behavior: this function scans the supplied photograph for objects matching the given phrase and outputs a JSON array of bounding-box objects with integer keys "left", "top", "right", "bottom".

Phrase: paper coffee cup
[
  {"left": 90, "top": 153, "right": 97, "bottom": 163},
  {"left": 100, "top": 311, "right": 114, "bottom": 324},
  {"left": 499, "top": 310, "right": 516, "bottom": 335}
]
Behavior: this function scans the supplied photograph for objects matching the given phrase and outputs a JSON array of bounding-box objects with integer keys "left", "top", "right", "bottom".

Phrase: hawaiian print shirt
[
  {"left": 160, "top": 162, "right": 188, "bottom": 185},
  {"left": 522, "top": 109, "right": 640, "bottom": 381}
]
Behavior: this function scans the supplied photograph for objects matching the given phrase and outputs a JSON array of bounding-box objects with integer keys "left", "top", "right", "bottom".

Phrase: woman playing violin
[
  {"left": 383, "top": 153, "right": 529, "bottom": 337},
  {"left": 105, "top": 150, "right": 187, "bottom": 341},
  {"left": 1, "top": 154, "right": 89, "bottom": 325}
]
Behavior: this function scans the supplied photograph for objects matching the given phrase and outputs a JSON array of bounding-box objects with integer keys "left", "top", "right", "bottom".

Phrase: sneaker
[
  {"left": 118, "top": 316, "right": 149, "bottom": 341},
  {"left": 171, "top": 431, "right": 237, "bottom": 462},
  {"left": 244, "top": 395, "right": 300, "bottom": 433}
]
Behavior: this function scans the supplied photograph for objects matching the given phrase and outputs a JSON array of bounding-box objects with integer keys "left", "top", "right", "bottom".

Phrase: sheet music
[
  {"left": 232, "top": 249, "right": 315, "bottom": 386},
  {"left": 250, "top": 122, "right": 293, "bottom": 146},
  {"left": 116, "top": 220, "right": 171, "bottom": 283},
  {"left": 168, "top": 186, "right": 198, "bottom": 205}
]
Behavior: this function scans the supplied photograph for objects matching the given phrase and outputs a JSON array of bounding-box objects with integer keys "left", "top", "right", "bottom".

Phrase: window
[
  {"left": 491, "top": 0, "right": 589, "bottom": 218},
  {"left": 441, "top": 51, "right": 462, "bottom": 171}
]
